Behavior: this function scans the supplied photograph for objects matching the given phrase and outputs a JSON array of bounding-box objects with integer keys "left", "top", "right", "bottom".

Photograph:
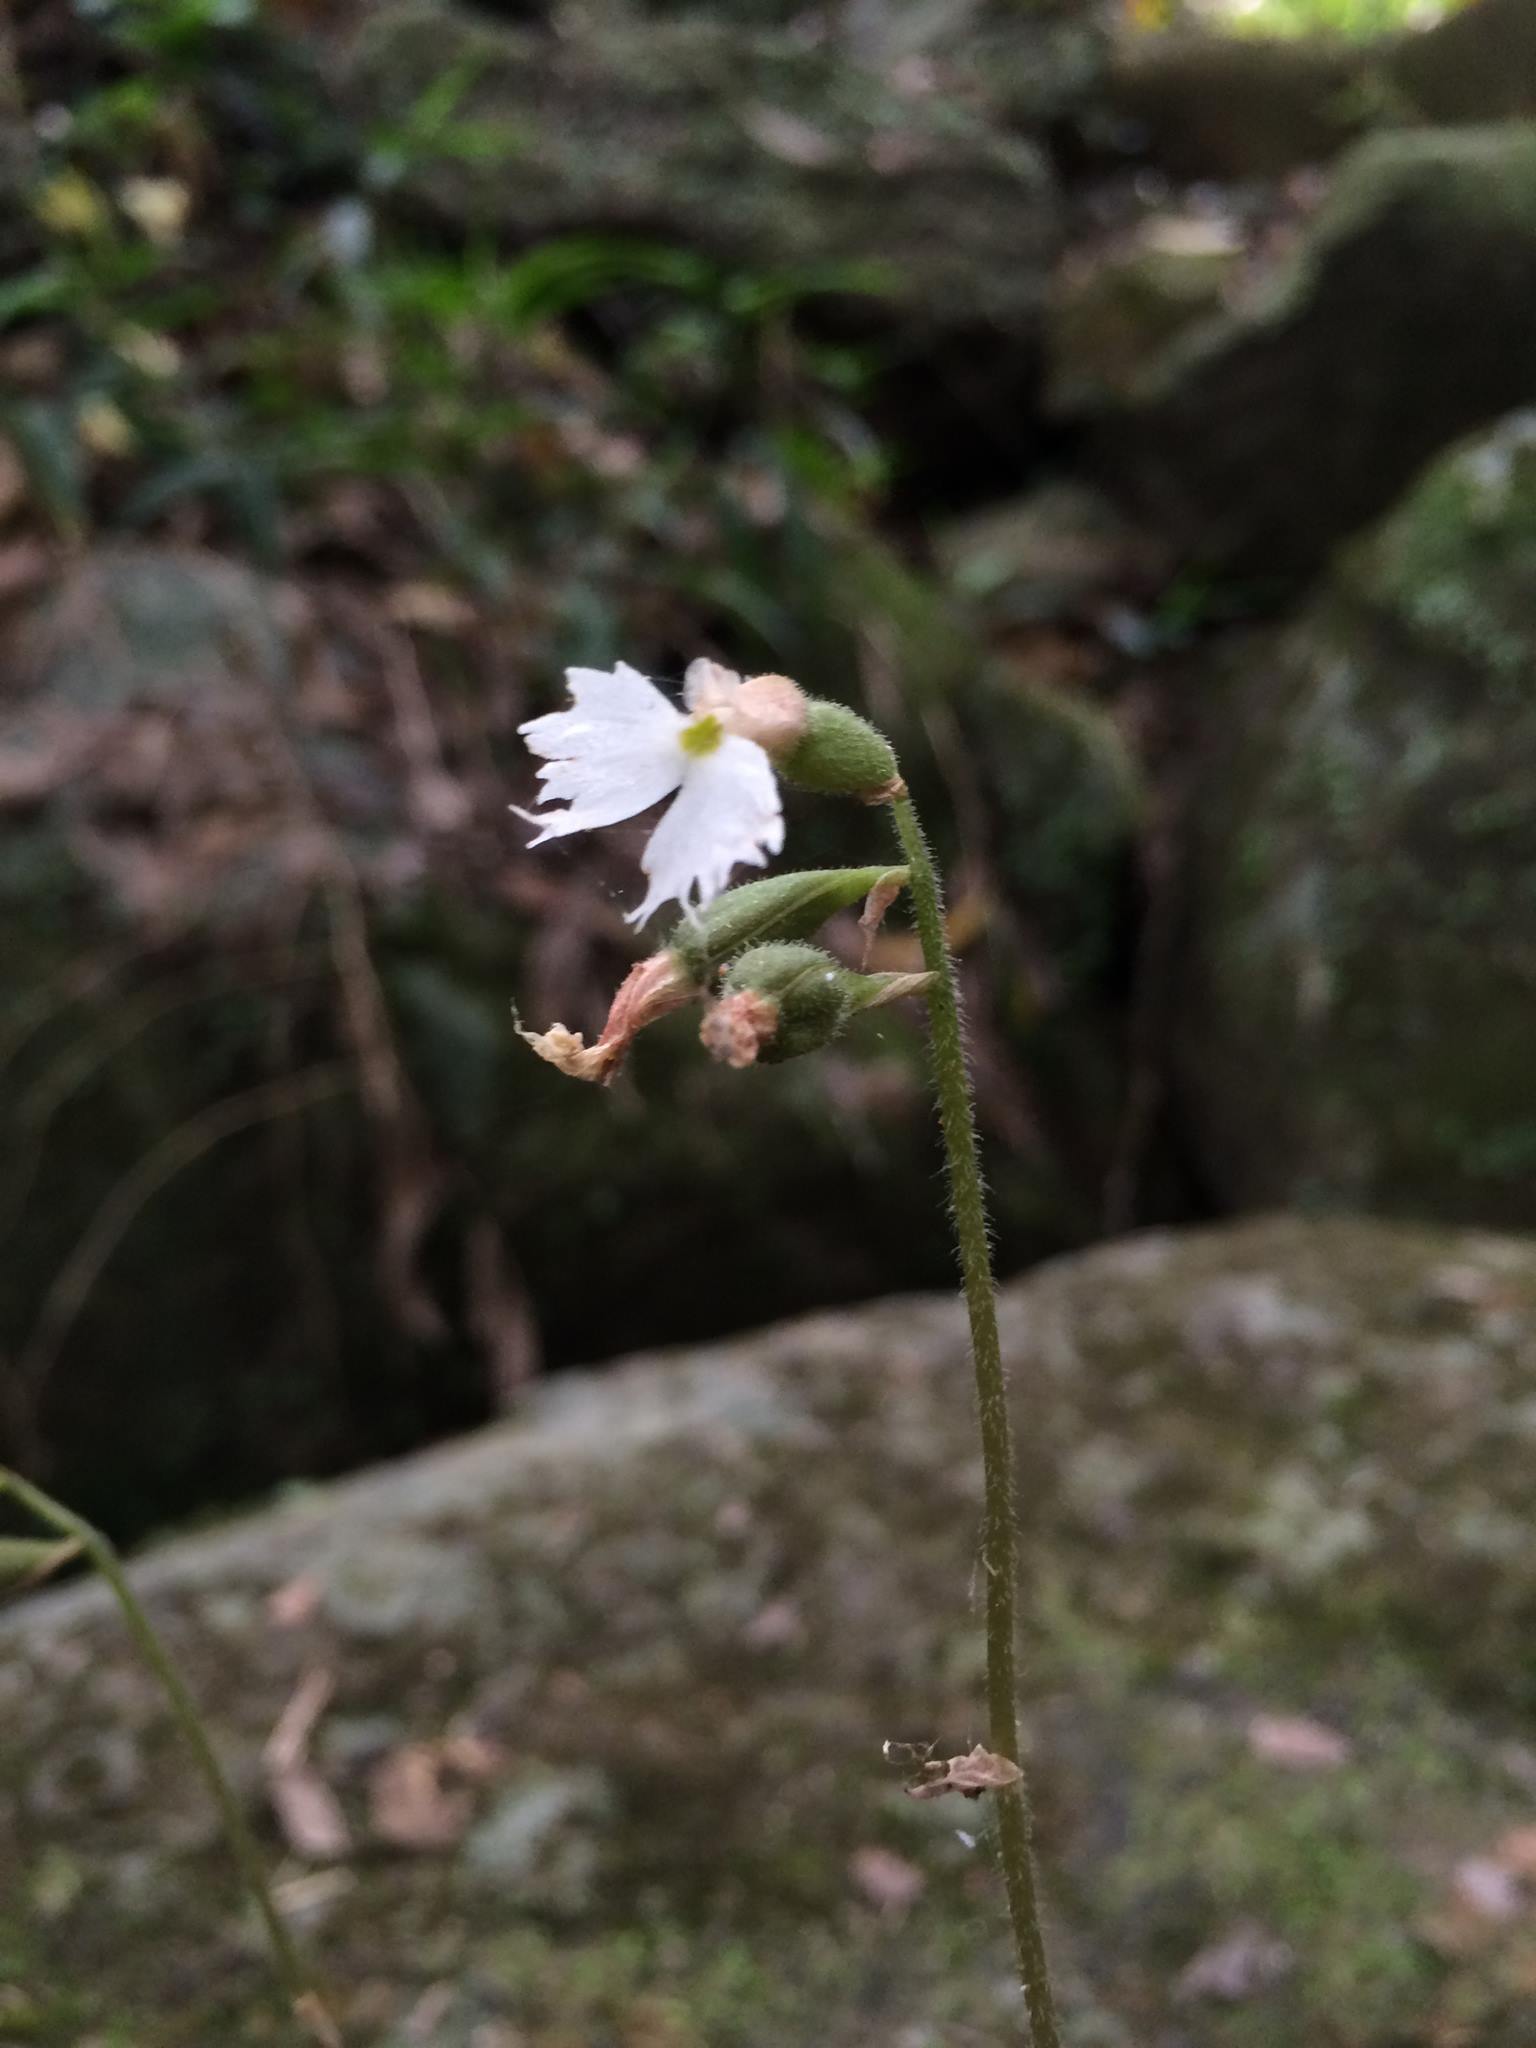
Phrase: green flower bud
[
  {"left": 780, "top": 699, "right": 903, "bottom": 803},
  {"left": 699, "top": 944, "right": 935, "bottom": 1069},
  {"left": 705, "top": 942, "right": 850, "bottom": 1066},
  {"left": 668, "top": 866, "right": 908, "bottom": 986}
]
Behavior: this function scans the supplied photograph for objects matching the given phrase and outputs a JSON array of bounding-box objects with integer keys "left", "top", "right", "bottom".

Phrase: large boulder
[
  {"left": 1119, "top": 125, "right": 1536, "bottom": 578},
  {"left": 1175, "top": 411, "right": 1536, "bottom": 1224},
  {"left": 1101, "top": 0, "right": 1536, "bottom": 184},
  {"left": 1392, "top": 0, "right": 1536, "bottom": 128},
  {"left": 10, "top": 1216, "right": 1536, "bottom": 2042}
]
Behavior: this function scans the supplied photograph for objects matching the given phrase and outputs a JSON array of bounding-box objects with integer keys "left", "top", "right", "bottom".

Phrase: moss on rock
[
  {"left": 1123, "top": 125, "right": 1536, "bottom": 578},
  {"left": 341, "top": 2, "right": 1059, "bottom": 337},
  {"left": 8, "top": 1217, "right": 1536, "bottom": 2040},
  {"left": 1175, "top": 410, "right": 1536, "bottom": 1223}
]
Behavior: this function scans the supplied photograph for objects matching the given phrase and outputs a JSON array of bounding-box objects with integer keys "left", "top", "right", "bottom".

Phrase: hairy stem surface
[
  {"left": 0, "top": 1467, "right": 338, "bottom": 2045},
  {"left": 889, "top": 794, "right": 1061, "bottom": 2048}
]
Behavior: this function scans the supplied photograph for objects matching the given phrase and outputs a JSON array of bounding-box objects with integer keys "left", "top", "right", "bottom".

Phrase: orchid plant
[{"left": 515, "top": 657, "right": 1063, "bottom": 2045}]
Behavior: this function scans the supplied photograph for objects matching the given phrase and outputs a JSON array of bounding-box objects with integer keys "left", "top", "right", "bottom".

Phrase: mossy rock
[
  {"left": 1391, "top": 0, "right": 1536, "bottom": 128},
  {"left": 8, "top": 1216, "right": 1536, "bottom": 2041},
  {"left": 1101, "top": 0, "right": 1536, "bottom": 184},
  {"left": 1175, "top": 410, "right": 1536, "bottom": 1223},
  {"left": 1121, "top": 125, "right": 1536, "bottom": 579},
  {"left": 1046, "top": 215, "right": 1247, "bottom": 416},
  {"left": 1102, "top": 31, "right": 1381, "bottom": 181},
  {"left": 340, "top": 2, "right": 1058, "bottom": 337}
]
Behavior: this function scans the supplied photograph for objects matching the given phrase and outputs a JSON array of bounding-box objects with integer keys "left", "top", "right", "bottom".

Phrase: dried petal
[
  {"left": 700, "top": 989, "right": 780, "bottom": 1069},
  {"left": 516, "top": 951, "right": 694, "bottom": 1086}
]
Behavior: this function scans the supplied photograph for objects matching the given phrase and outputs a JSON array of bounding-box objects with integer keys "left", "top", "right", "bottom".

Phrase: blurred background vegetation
[
  {"left": 23, "top": 4, "right": 1536, "bottom": 2046},
  {"left": 4, "top": 0, "right": 1532, "bottom": 1547}
]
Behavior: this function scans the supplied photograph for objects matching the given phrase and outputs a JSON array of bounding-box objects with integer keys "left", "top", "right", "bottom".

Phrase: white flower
[{"left": 516, "top": 660, "right": 785, "bottom": 926}]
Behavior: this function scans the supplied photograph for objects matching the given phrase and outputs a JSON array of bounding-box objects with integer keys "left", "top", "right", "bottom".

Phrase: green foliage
[
  {"left": 1190, "top": 0, "right": 1461, "bottom": 39},
  {"left": 4, "top": 4, "right": 896, "bottom": 616}
]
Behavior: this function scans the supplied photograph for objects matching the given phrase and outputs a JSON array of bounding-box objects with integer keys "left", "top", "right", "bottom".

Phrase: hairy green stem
[
  {"left": 0, "top": 1468, "right": 337, "bottom": 2044},
  {"left": 889, "top": 795, "right": 1061, "bottom": 2048}
]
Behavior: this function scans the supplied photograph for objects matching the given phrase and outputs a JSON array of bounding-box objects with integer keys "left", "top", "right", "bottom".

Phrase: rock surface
[
  {"left": 341, "top": 2, "right": 1060, "bottom": 337},
  {"left": 9, "top": 1216, "right": 1536, "bottom": 2043},
  {"left": 1176, "top": 411, "right": 1536, "bottom": 1225},
  {"left": 1121, "top": 125, "right": 1536, "bottom": 577}
]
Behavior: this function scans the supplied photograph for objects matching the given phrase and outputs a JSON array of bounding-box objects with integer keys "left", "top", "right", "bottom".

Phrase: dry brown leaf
[
  {"left": 849, "top": 1845, "right": 925, "bottom": 1911},
  {"left": 270, "top": 1770, "right": 351, "bottom": 1862},
  {"left": 1247, "top": 1713, "right": 1351, "bottom": 1771},
  {"left": 264, "top": 1668, "right": 351, "bottom": 1862},
  {"left": 1176, "top": 1922, "right": 1294, "bottom": 2002},
  {"left": 1453, "top": 1856, "right": 1523, "bottom": 1922},
  {"left": 858, "top": 870, "right": 907, "bottom": 968},
  {"left": 369, "top": 1734, "right": 503, "bottom": 1852},
  {"left": 741, "top": 106, "right": 840, "bottom": 168},
  {"left": 902, "top": 1743, "right": 1023, "bottom": 1802},
  {"left": 266, "top": 1574, "right": 321, "bottom": 1629},
  {"left": 294, "top": 1990, "right": 344, "bottom": 2048}
]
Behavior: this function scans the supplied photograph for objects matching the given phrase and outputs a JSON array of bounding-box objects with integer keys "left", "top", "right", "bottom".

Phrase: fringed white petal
[
  {"left": 628, "top": 733, "right": 783, "bottom": 927},
  {"left": 515, "top": 663, "right": 685, "bottom": 841}
]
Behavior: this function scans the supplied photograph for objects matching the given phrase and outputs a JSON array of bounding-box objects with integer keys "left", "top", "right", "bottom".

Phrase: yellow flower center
[{"left": 679, "top": 712, "right": 724, "bottom": 758}]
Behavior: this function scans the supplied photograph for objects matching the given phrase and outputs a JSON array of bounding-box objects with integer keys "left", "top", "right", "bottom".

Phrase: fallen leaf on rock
[
  {"left": 1176, "top": 1922, "right": 1294, "bottom": 2002},
  {"left": 264, "top": 1669, "right": 351, "bottom": 1861},
  {"left": 900, "top": 1744, "right": 1023, "bottom": 1802},
  {"left": 403, "top": 1982, "right": 456, "bottom": 2040},
  {"left": 849, "top": 1845, "right": 925, "bottom": 1911},
  {"left": 270, "top": 1770, "right": 351, "bottom": 1863},
  {"left": 1247, "top": 1713, "right": 1351, "bottom": 1770},
  {"left": 741, "top": 106, "right": 839, "bottom": 168},
  {"left": 294, "top": 1989, "right": 344, "bottom": 2048},
  {"left": 273, "top": 1868, "right": 355, "bottom": 1923},
  {"left": 369, "top": 1734, "right": 504, "bottom": 1851},
  {"left": 1453, "top": 1857, "right": 1523, "bottom": 1922},
  {"left": 266, "top": 1574, "right": 321, "bottom": 1628},
  {"left": 742, "top": 1598, "right": 804, "bottom": 1650}
]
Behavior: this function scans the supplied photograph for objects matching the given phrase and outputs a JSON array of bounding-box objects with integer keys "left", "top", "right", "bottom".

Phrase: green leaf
[
  {"left": 669, "top": 866, "right": 908, "bottom": 985},
  {"left": 2, "top": 401, "right": 86, "bottom": 535},
  {"left": 0, "top": 1536, "right": 81, "bottom": 1591}
]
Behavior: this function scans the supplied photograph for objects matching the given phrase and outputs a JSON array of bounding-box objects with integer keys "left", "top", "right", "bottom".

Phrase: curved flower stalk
[{"left": 514, "top": 659, "right": 1062, "bottom": 2046}]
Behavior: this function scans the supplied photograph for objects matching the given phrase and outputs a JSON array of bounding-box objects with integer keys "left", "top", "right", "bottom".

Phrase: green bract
[{"left": 667, "top": 865, "right": 907, "bottom": 985}]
